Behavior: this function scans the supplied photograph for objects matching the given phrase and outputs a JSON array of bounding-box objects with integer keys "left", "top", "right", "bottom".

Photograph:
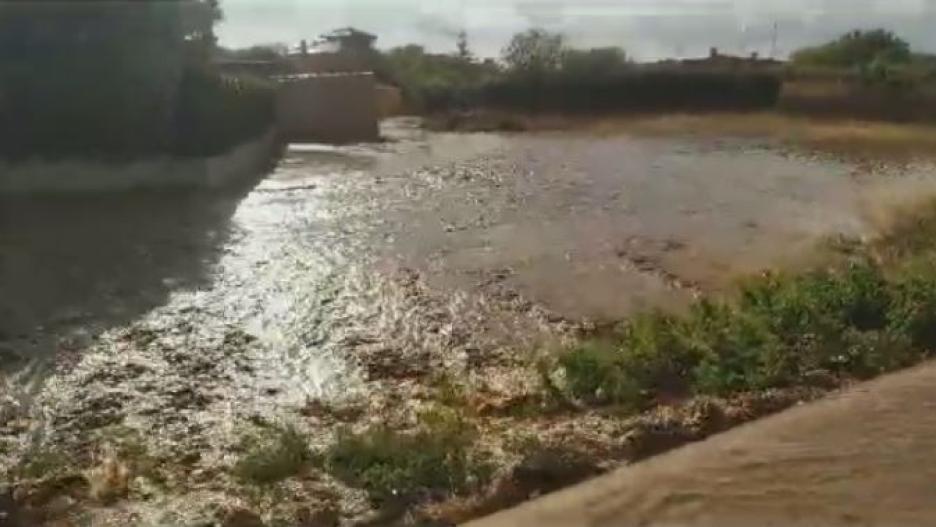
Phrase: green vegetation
[
  {"left": 792, "top": 29, "right": 912, "bottom": 70},
  {"left": 16, "top": 446, "right": 72, "bottom": 480},
  {"left": 0, "top": 0, "right": 274, "bottom": 160},
  {"left": 558, "top": 221, "right": 936, "bottom": 408},
  {"left": 502, "top": 29, "right": 566, "bottom": 75},
  {"left": 377, "top": 44, "right": 500, "bottom": 111},
  {"left": 381, "top": 27, "right": 936, "bottom": 122},
  {"left": 321, "top": 408, "right": 489, "bottom": 503},
  {"left": 386, "top": 28, "right": 780, "bottom": 114},
  {"left": 234, "top": 423, "right": 311, "bottom": 485}
]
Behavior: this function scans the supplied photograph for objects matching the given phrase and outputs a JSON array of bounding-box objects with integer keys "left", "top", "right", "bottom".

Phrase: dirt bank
[
  {"left": 467, "top": 360, "right": 936, "bottom": 527},
  {"left": 427, "top": 111, "right": 936, "bottom": 161}
]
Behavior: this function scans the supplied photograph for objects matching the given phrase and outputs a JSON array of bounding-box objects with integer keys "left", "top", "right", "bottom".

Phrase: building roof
[{"left": 321, "top": 27, "right": 377, "bottom": 43}]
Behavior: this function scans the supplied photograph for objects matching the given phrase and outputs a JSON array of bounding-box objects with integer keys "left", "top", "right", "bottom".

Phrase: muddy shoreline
[{"left": 4, "top": 117, "right": 936, "bottom": 525}]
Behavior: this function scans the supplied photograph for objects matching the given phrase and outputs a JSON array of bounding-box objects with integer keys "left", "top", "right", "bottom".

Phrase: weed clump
[
  {"left": 233, "top": 423, "right": 311, "bottom": 485},
  {"left": 321, "top": 408, "right": 490, "bottom": 503}
]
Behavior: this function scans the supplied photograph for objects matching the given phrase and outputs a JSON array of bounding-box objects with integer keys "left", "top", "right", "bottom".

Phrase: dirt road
[{"left": 467, "top": 362, "right": 936, "bottom": 527}]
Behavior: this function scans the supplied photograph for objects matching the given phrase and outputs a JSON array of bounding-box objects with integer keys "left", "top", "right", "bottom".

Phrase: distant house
[
  {"left": 678, "top": 48, "right": 783, "bottom": 70},
  {"left": 649, "top": 48, "right": 784, "bottom": 72},
  {"left": 290, "top": 27, "right": 378, "bottom": 74},
  {"left": 317, "top": 27, "right": 377, "bottom": 54}
]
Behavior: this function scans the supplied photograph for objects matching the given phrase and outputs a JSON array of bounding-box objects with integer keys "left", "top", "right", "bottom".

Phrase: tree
[
  {"left": 0, "top": 0, "right": 228, "bottom": 158},
  {"left": 456, "top": 30, "right": 472, "bottom": 62},
  {"left": 380, "top": 44, "right": 499, "bottom": 110},
  {"left": 792, "top": 29, "right": 912, "bottom": 69},
  {"left": 502, "top": 29, "right": 565, "bottom": 75}
]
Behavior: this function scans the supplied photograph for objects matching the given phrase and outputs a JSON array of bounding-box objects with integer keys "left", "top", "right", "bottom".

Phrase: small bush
[
  {"left": 683, "top": 301, "right": 788, "bottom": 394},
  {"left": 233, "top": 423, "right": 311, "bottom": 485},
  {"left": 559, "top": 341, "right": 642, "bottom": 407},
  {"left": 560, "top": 313, "right": 705, "bottom": 407},
  {"left": 321, "top": 408, "right": 488, "bottom": 503},
  {"left": 839, "top": 329, "right": 920, "bottom": 379}
]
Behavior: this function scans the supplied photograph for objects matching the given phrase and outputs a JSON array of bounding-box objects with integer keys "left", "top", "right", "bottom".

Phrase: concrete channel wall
[
  {"left": 275, "top": 72, "right": 380, "bottom": 143},
  {"left": 0, "top": 129, "right": 277, "bottom": 194}
]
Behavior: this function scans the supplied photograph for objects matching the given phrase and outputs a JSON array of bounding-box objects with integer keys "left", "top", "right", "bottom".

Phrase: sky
[{"left": 217, "top": 0, "right": 936, "bottom": 61}]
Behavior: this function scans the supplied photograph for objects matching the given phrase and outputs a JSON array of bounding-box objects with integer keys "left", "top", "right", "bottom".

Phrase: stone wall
[
  {"left": 0, "top": 129, "right": 277, "bottom": 194},
  {"left": 275, "top": 73, "right": 380, "bottom": 143}
]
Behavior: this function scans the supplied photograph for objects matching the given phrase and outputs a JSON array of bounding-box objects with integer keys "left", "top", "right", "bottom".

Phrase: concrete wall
[
  {"left": 376, "top": 84, "right": 404, "bottom": 117},
  {"left": 0, "top": 129, "right": 277, "bottom": 194},
  {"left": 275, "top": 73, "right": 380, "bottom": 143}
]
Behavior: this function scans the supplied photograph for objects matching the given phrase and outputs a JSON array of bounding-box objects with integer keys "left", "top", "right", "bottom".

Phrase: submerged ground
[{"left": 3, "top": 116, "right": 936, "bottom": 525}]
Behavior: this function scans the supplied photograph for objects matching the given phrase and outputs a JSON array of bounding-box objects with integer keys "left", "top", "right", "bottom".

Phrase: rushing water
[{"left": 2, "top": 118, "right": 936, "bottom": 412}]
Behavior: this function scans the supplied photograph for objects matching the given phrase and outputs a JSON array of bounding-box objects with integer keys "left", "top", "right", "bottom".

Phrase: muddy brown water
[{"left": 3, "top": 118, "right": 936, "bottom": 405}]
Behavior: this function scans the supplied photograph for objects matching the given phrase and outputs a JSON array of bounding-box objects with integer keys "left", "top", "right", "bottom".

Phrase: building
[
  {"left": 316, "top": 27, "right": 377, "bottom": 54},
  {"left": 273, "top": 28, "right": 392, "bottom": 143},
  {"left": 650, "top": 48, "right": 784, "bottom": 72},
  {"left": 678, "top": 48, "right": 784, "bottom": 70},
  {"left": 290, "top": 27, "right": 378, "bottom": 74}
]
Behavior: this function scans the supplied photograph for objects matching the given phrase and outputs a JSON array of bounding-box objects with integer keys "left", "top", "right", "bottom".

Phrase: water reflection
[{"left": 0, "top": 186, "right": 256, "bottom": 375}]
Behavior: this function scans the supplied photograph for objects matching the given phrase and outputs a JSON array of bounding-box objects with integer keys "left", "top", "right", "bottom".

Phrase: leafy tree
[
  {"left": 792, "top": 29, "right": 912, "bottom": 69},
  {"left": 380, "top": 44, "right": 499, "bottom": 110},
  {"left": 0, "top": 0, "right": 230, "bottom": 158},
  {"left": 502, "top": 29, "right": 565, "bottom": 75},
  {"left": 456, "top": 30, "right": 473, "bottom": 62}
]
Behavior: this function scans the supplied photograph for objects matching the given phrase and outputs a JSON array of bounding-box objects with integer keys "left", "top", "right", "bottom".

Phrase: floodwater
[
  {"left": 6, "top": 117, "right": 936, "bottom": 524},
  {"left": 3, "top": 119, "right": 936, "bottom": 405}
]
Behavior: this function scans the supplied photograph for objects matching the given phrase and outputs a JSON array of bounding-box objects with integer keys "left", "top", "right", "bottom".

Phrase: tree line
[{"left": 371, "top": 27, "right": 934, "bottom": 113}]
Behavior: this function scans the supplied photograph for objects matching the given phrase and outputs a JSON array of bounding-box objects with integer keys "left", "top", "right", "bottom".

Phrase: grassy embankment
[{"left": 428, "top": 111, "right": 936, "bottom": 160}]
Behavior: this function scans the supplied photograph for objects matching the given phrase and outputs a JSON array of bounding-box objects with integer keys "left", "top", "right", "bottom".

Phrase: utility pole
[{"left": 770, "top": 21, "right": 779, "bottom": 59}]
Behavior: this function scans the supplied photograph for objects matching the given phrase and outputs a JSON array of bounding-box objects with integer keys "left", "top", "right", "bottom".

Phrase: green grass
[
  {"left": 233, "top": 423, "right": 311, "bottom": 485},
  {"left": 321, "top": 408, "right": 490, "bottom": 503},
  {"left": 559, "top": 212, "right": 936, "bottom": 408},
  {"left": 16, "top": 447, "right": 72, "bottom": 480}
]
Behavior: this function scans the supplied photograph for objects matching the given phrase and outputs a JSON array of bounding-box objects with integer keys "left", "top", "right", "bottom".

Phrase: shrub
[
  {"left": 560, "top": 314, "right": 700, "bottom": 406},
  {"left": 792, "top": 30, "right": 912, "bottom": 70},
  {"left": 233, "top": 423, "right": 311, "bottom": 485},
  {"left": 558, "top": 241, "right": 936, "bottom": 409},
  {"left": 839, "top": 329, "right": 920, "bottom": 379},
  {"left": 888, "top": 266, "right": 936, "bottom": 351},
  {"left": 683, "top": 301, "right": 788, "bottom": 394},
  {"left": 321, "top": 408, "right": 488, "bottom": 503},
  {"left": 558, "top": 341, "right": 642, "bottom": 407}
]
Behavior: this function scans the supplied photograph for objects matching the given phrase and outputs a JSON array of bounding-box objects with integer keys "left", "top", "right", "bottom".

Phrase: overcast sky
[{"left": 217, "top": 0, "right": 936, "bottom": 61}]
